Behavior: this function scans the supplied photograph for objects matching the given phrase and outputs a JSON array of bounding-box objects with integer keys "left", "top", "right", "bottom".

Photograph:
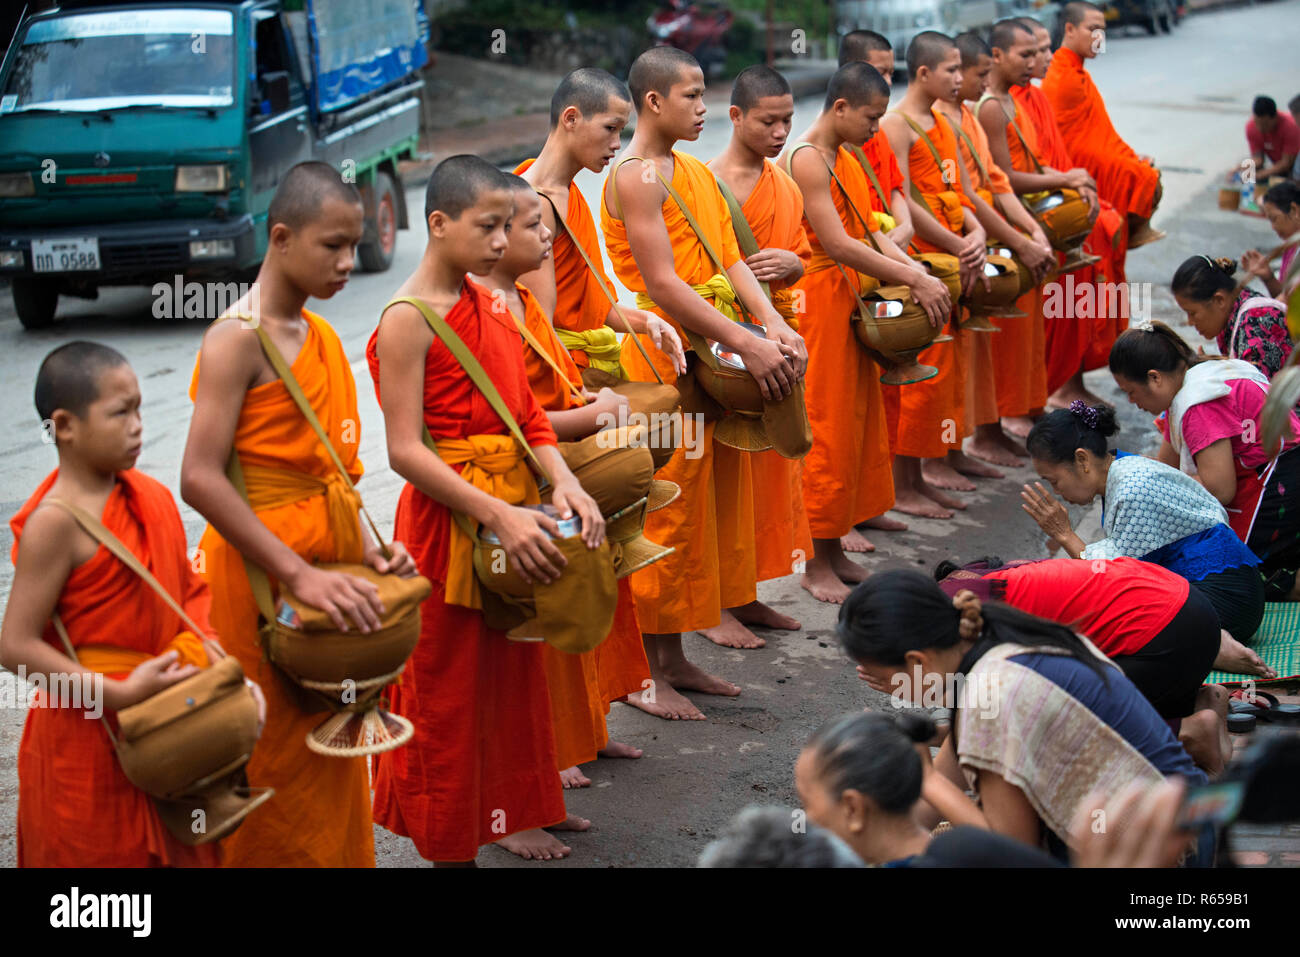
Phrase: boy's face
[
  {"left": 1065, "top": 11, "right": 1106, "bottom": 59},
  {"left": 1032, "top": 28, "right": 1052, "bottom": 78},
  {"left": 568, "top": 97, "right": 632, "bottom": 174},
  {"left": 920, "top": 49, "right": 962, "bottom": 103},
  {"left": 834, "top": 94, "right": 889, "bottom": 147},
  {"left": 275, "top": 194, "right": 364, "bottom": 300},
  {"left": 865, "top": 51, "right": 895, "bottom": 89},
  {"left": 733, "top": 94, "right": 795, "bottom": 158},
  {"left": 651, "top": 66, "right": 708, "bottom": 141},
  {"left": 432, "top": 188, "right": 514, "bottom": 276},
  {"left": 57, "top": 363, "right": 143, "bottom": 472},
  {"left": 497, "top": 189, "right": 552, "bottom": 276},
  {"left": 960, "top": 55, "right": 992, "bottom": 101},
  {"left": 994, "top": 35, "right": 1035, "bottom": 86}
]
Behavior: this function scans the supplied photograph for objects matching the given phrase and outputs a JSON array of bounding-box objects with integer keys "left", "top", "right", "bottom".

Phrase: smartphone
[{"left": 1176, "top": 780, "right": 1246, "bottom": 830}]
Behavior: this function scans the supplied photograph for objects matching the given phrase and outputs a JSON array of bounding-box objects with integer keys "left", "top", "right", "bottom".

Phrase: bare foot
[
  {"left": 662, "top": 659, "right": 742, "bottom": 697},
  {"left": 920, "top": 481, "right": 968, "bottom": 511},
  {"left": 624, "top": 681, "right": 706, "bottom": 720},
  {"left": 559, "top": 766, "right": 591, "bottom": 789},
  {"left": 891, "top": 488, "right": 954, "bottom": 519},
  {"left": 496, "top": 829, "right": 572, "bottom": 861},
  {"left": 1001, "top": 415, "right": 1035, "bottom": 440},
  {"left": 994, "top": 430, "right": 1029, "bottom": 457},
  {"left": 1214, "top": 631, "right": 1277, "bottom": 679},
  {"left": 732, "top": 599, "right": 801, "bottom": 631},
  {"left": 841, "top": 527, "right": 876, "bottom": 553},
  {"left": 965, "top": 435, "right": 1022, "bottom": 468},
  {"left": 1128, "top": 223, "right": 1166, "bottom": 248},
  {"left": 547, "top": 814, "right": 592, "bottom": 832},
  {"left": 922, "top": 459, "right": 977, "bottom": 491},
  {"left": 1179, "top": 710, "right": 1226, "bottom": 777},
  {"left": 802, "top": 556, "right": 852, "bottom": 603},
  {"left": 699, "top": 609, "right": 766, "bottom": 649},
  {"left": 598, "top": 740, "right": 643, "bottom": 759},
  {"left": 830, "top": 551, "right": 869, "bottom": 584},
  {"left": 949, "top": 450, "right": 1004, "bottom": 479},
  {"left": 1196, "top": 685, "right": 1232, "bottom": 769},
  {"left": 864, "top": 514, "right": 908, "bottom": 532}
]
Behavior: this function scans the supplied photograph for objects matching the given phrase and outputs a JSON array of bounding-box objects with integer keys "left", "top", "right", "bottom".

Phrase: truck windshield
[{"left": 0, "top": 9, "right": 235, "bottom": 113}]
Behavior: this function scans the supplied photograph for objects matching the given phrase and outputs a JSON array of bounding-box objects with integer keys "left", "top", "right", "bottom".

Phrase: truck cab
[{"left": 0, "top": 1, "right": 427, "bottom": 328}]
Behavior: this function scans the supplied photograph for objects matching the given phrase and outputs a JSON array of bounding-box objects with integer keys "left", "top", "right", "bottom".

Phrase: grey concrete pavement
[{"left": 0, "top": 1, "right": 1295, "bottom": 866}]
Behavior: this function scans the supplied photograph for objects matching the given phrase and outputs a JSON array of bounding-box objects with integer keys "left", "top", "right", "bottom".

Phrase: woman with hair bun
[
  {"left": 1020, "top": 402, "right": 1269, "bottom": 677},
  {"left": 836, "top": 571, "right": 1212, "bottom": 864},
  {"left": 1171, "top": 254, "right": 1291, "bottom": 381},
  {"left": 1109, "top": 321, "right": 1300, "bottom": 600}
]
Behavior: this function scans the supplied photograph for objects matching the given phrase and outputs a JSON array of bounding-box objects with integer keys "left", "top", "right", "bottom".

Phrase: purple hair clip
[{"left": 1069, "top": 399, "right": 1099, "bottom": 429}]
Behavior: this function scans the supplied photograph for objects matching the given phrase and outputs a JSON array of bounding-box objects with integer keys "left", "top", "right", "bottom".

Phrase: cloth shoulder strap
[
  {"left": 714, "top": 176, "right": 771, "bottom": 299},
  {"left": 784, "top": 142, "right": 884, "bottom": 255},
  {"left": 949, "top": 114, "right": 992, "bottom": 192},
  {"left": 887, "top": 114, "right": 945, "bottom": 212},
  {"left": 503, "top": 297, "right": 587, "bottom": 407},
  {"left": 982, "top": 93, "right": 1046, "bottom": 174},
  {"left": 847, "top": 143, "right": 893, "bottom": 217},
  {"left": 537, "top": 190, "right": 664, "bottom": 384},
  {"left": 898, "top": 110, "right": 946, "bottom": 172}
]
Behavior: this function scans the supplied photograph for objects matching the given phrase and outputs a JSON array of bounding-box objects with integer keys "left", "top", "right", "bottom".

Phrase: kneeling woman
[
  {"left": 1171, "top": 255, "right": 1290, "bottom": 381},
  {"left": 1021, "top": 402, "right": 1268, "bottom": 675},
  {"left": 1108, "top": 323, "right": 1300, "bottom": 600},
  {"left": 838, "top": 571, "right": 1212, "bottom": 863}
]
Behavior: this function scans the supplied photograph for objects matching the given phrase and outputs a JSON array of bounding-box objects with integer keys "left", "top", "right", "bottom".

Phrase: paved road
[{"left": 0, "top": 1, "right": 1293, "bottom": 866}]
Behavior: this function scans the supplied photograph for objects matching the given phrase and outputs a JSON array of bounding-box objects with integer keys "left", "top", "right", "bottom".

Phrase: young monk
[
  {"left": 181, "top": 162, "right": 415, "bottom": 868},
  {"left": 369, "top": 155, "right": 605, "bottom": 862},
  {"left": 3, "top": 343, "right": 258, "bottom": 867},
  {"left": 705, "top": 64, "right": 811, "bottom": 642},
  {"left": 942, "top": 32, "right": 1057, "bottom": 472},
  {"left": 784, "top": 62, "right": 952, "bottom": 601},
  {"left": 834, "top": 31, "right": 915, "bottom": 551},
  {"left": 602, "top": 46, "right": 806, "bottom": 714},
  {"left": 478, "top": 174, "right": 649, "bottom": 790},
  {"left": 1042, "top": 1, "right": 1164, "bottom": 248},
  {"left": 516, "top": 68, "right": 685, "bottom": 381},
  {"left": 880, "top": 32, "right": 988, "bottom": 515}
]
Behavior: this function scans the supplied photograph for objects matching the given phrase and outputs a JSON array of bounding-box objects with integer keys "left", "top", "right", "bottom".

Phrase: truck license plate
[{"left": 31, "top": 237, "right": 100, "bottom": 273}]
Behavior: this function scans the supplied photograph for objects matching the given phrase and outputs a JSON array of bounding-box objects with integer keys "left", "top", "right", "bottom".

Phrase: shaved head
[
  {"left": 990, "top": 18, "right": 1035, "bottom": 52},
  {"left": 838, "top": 29, "right": 891, "bottom": 67},
  {"left": 905, "top": 31, "right": 957, "bottom": 80},
  {"left": 954, "top": 31, "right": 991, "bottom": 66},
  {"left": 731, "top": 64, "right": 792, "bottom": 111},
  {"left": 823, "top": 61, "right": 889, "bottom": 112},
  {"left": 627, "top": 46, "right": 700, "bottom": 112},
  {"left": 424, "top": 154, "right": 511, "bottom": 221},
  {"left": 501, "top": 172, "right": 534, "bottom": 196},
  {"left": 266, "top": 161, "right": 362, "bottom": 236},
  {"left": 1063, "top": 1, "right": 1103, "bottom": 25},
  {"left": 34, "top": 341, "right": 129, "bottom": 423},
  {"left": 550, "top": 68, "right": 630, "bottom": 128}
]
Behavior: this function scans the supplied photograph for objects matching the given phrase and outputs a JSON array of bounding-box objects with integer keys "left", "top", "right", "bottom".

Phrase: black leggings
[
  {"left": 1247, "top": 446, "right": 1300, "bottom": 600},
  {"left": 1114, "top": 585, "right": 1220, "bottom": 719},
  {"left": 1190, "top": 564, "right": 1265, "bottom": 643}
]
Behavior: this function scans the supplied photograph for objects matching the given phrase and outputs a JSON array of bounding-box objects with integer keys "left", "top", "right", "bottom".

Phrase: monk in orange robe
[
  {"left": 705, "top": 65, "right": 813, "bottom": 641},
  {"left": 881, "top": 32, "right": 992, "bottom": 517},
  {"left": 3, "top": 344, "right": 241, "bottom": 867},
  {"left": 181, "top": 164, "right": 417, "bottom": 867},
  {"left": 602, "top": 47, "right": 806, "bottom": 710},
  {"left": 370, "top": 156, "right": 606, "bottom": 862},
  {"left": 478, "top": 176, "right": 650, "bottom": 792},
  {"left": 1043, "top": 1, "right": 1163, "bottom": 248},
  {"left": 784, "top": 62, "right": 951, "bottom": 601},
  {"left": 516, "top": 70, "right": 685, "bottom": 382}
]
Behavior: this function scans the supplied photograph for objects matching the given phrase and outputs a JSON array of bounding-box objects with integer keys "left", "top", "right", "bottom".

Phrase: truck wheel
[
  {"left": 12, "top": 278, "right": 58, "bottom": 329},
  {"left": 358, "top": 171, "right": 398, "bottom": 272}
]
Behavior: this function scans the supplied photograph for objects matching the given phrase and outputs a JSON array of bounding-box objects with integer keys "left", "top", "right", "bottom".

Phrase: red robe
[
  {"left": 10, "top": 469, "right": 220, "bottom": 868},
  {"left": 367, "top": 278, "right": 565, "bottom": 862}
]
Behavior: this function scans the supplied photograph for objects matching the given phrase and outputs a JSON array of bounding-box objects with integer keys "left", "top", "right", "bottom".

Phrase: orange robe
[
  {"left": 10, "top": 469, "right": 220, "bottom": 868},
  {"left": 1041, "top": 48, "right": 1159, "bottom": 221},
  {"left": 515, "top": 158, "right": 619, "bottom": 371},
  {"left": 791, "top": 146, "right": 896, "bottom": 538},
  {"left": 887, "top": 113, "right": 967, "bottom": 457},
  {"left": 951, "top": 104, "right": 1016, "bottom": 430},
  {"left": 735, "top": 161, "right": 815, "bottom": 577},
  {"left": 602, "top": 150, "right": 756, "bottom": 630},
  {"left": 189, "top": 310, "right": 373, "bottom": 867},
  {"left": 367, "top": 279, "right": 565, "bottom": 862},
  {"left": 861, "top": 131, "right": 906, "bottom": 218},
  {"left": 514, "top": 283, "right": 650, "bottom": 769},
  {"left": 1012, "top": 83, "right": 1129, "bottom": 383}
]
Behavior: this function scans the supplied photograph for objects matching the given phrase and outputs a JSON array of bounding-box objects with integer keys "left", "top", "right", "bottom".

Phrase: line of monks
[{"left": 2, "top": 1, "right": 1168, "bottom": 866}]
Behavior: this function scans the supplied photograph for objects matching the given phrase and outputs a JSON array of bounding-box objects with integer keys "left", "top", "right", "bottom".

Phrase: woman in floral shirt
[{"left": 1172, "top": 255, "right": 1291, "bottom": 379}]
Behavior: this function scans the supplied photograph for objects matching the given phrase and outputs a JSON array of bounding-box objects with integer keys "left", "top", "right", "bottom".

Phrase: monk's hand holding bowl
[
  {"left": 106, "top": 650, "right": 201, "bottom": 711},
  {"left": 589, "top": 387, "right": 630, "bottom": 424},
  {"left": 907, "top": 266, "right": 952, "bottom": 328},
  {"left": 550, "top": 477, "right": 606, "bottom": 550},
  {"left": 486, "top": 504, "right": 566, "bottom": 585},
  {"left": 643, "top": 315, "right": 688, "bottom": 376},
  {"left": 737, "top": 333, "right": 795, "bottom": 401},
  {"left": 365, "top": 539, "right": 419, "bottom": 579},
  {"left": 286, "top": 565, "right": 385, "bottom": 633},
  {"left": 764, "top": 316, "right": 807, "bottom": 379},
  {"left": 745, "top": 248, "right": 801, "bottom": 284}
]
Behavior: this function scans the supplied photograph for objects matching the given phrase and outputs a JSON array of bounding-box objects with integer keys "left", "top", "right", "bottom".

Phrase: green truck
[{"left": 0, "top": 0, "right": 429, "bottom": 328}]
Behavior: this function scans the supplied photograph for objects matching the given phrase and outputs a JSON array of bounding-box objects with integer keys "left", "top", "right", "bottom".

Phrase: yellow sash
[
  {"left": 75, "top": 631, "right": 208, "bottom": 677},
  {"left": 635, "top": 272, "right": 741, "bottom": 326},
  {"left": 555, "top": 326, "right": 625, "bottom": 377},
  {"left": 435, "top": 434, "right": 541, "bottom": 609},
  {"left": 240, "top": 464, "right": 365, "bottom": 565}
]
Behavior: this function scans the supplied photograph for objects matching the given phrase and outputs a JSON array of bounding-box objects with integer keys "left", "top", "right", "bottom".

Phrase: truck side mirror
[{"left": 263, "top": 71, "right": 291, "bottom": 115}]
